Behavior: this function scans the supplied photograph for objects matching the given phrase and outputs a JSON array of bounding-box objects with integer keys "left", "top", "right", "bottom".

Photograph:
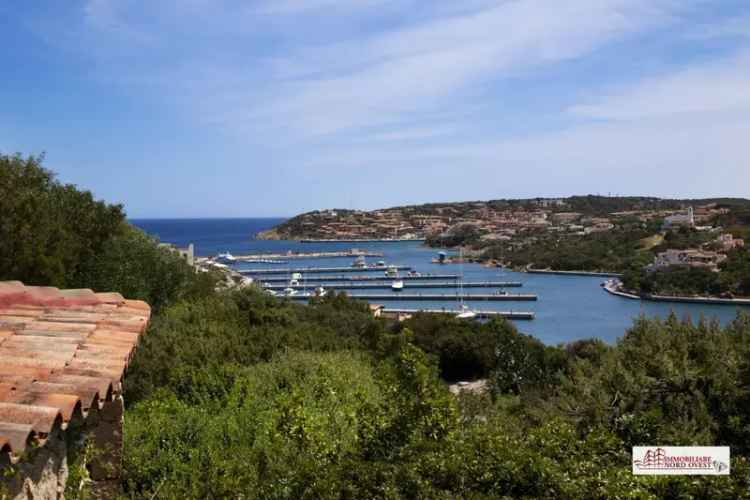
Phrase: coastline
[
  {"left": 603, "top": 279, "right": 750, "bottom": 306},
  {"left": 526, "top": 267, "right": 624, "bottom": 278},
  {"left": 300, "top": 238, "right": 426, "bottom": 243}
]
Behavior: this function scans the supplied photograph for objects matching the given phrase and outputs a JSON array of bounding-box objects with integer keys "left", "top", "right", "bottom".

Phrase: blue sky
[{"left": 1, "top": 1, "right": 749, "bottom": 217}]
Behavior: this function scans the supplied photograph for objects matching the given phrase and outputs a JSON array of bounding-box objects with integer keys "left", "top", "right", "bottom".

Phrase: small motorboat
[
  {"left": 385, "top": 265, "right": 398, "bottom": 278},
  {"left": 283, "top": 288, "right": 297, "bottom": 297},
  {"left": 376, "top": 260, "right": 387, "bottom": 268},
  {"left": 352, "top": 256, "right": 367, "bottom": 268},
  {"left": 391, "top": 280, "right": 404, "bottom": 291},
  {"left": 216, "top": 252, "right": 236, "bottom": 263},
  {"left": 314, "top": 286, "right": 327, "bottom": 297}
]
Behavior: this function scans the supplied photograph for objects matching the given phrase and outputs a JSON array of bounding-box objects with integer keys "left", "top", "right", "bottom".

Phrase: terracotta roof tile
[
  {"left": 0, "top": 281, "right": 150, "bottom": 458},
  {"left": 28, "top": 382, "right": 100, "bottom": 411},
  {"left": 0, "top": 402, "right": 62, "bottom": 435},
  {"left": 0, "top": 422, "right": 35, "bottom": 453}
]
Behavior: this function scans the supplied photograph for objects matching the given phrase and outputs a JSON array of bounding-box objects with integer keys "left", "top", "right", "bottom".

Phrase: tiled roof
[{"left": 0, "top": 281, "right": 150, "bottom": 458}]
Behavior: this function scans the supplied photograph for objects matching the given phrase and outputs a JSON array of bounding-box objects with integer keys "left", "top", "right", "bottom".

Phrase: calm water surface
[{"left": 132, "top": 218, "right": 748, "bottom": 345}]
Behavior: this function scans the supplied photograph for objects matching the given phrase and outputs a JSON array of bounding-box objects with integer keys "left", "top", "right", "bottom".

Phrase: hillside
[{"left": 257, "top": 196, "right": 750, "bottom": 241}]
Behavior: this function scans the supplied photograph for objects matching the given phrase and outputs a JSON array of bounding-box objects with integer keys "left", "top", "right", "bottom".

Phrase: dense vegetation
[
  {"left": 122, "top": 288, "right": 750, "bottom": 498},
  {"left": 0, "top": 153, "right": 215, "bottom": 310},
  {"left": 623, "top": 247, "right": 750, "bottom": 298},
  {"left": 484, "top": 221, "right": 658, "bottom": 273},
  {"left": 4, "top": 154, "right": 750, "bottom": 498}
]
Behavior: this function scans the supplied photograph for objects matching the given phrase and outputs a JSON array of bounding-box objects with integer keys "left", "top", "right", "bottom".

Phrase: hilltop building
[{"left": 662, "top": 207, "right": 695, "bottom": 230}]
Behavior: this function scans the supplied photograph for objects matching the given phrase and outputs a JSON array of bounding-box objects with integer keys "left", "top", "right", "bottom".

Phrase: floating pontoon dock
[
  {"left": 263, "top": 281, "right": 523, "bottom": 291},
  {"left": 240, "top": 265, "right": 412, "bottom": 275},
  {"left": 381, "top": 308, "right": 535, "bottom": 320},
  {"left": 289, "top": 292, "right": 537, "bottom": 302},
  {"left": 253, "top": 274, "right": 463, "bottom": 283}
]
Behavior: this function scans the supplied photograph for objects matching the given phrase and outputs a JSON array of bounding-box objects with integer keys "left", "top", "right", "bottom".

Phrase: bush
[{"left": 0, "top": 153, "right": 124, "bottom": 286}]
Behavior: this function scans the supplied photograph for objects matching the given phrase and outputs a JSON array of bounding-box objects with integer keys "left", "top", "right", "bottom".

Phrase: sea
[{"left": 131, "top": 218, "right": 748, "bottom": 346}]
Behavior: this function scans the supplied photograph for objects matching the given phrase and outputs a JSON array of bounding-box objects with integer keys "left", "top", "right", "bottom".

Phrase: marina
[
  {"left": 133, "top": 219, "right": 749, "bottom": 344},
  {"left": 262, "top": 281, "right": 523, "bottom": 291}
]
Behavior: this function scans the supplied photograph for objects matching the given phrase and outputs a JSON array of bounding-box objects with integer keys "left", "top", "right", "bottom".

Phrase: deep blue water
[{"left": 131, "top": 218, "right": 748, "bottom": 345}]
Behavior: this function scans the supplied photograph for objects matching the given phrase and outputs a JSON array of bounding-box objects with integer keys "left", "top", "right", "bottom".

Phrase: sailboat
[{"left": 455, "top": 247, "right": 477, "bottom": 319}]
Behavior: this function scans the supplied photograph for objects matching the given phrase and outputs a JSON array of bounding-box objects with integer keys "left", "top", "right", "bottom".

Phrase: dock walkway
[
  {"left": 291, "top": 292, "right": 537, "bottom": 302},
  {"left": 381, "top": 308, "right": 535, "bottom": 320},
  {"left": 255, "top": 274, "right": 461, "bottom": 283},
  {"left": 241, "top": 265, "right": 411, "bottom": 275},
  {"left": 234, "top": 250, "right": 384, "bottom": 261},
  {"left": 264, "top": 281, "right": 523, "bottom": 291}
]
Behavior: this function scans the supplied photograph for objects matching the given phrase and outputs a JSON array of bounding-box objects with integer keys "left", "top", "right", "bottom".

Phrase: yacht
[
  {"left": 216, "top": 252, "right": 237, "bottom": 263},
  {"left": 391, "top": 280, "right": 404, "bottom": 291}
]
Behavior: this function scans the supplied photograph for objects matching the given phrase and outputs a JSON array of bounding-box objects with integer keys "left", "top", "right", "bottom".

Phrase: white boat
[
  {"left": 376, "top": 260, "right": 387, "bottom": 268},
  {"left": 352, "top": 256, "right": 367, "bottom": 268},
  {"left": 456, "top": 304, "right": 477, "bottom": 320},
  {"left": 391, "top": 280, "right": 404, "bottom": 291},
  {"left": 216, "top": 252, "right": 236, "bottom": 263},
  {"left": 385, "top": 265, "right": 398, "bottom": 278},
  {"left": 289, "top": 279, "right": 300, "bottom": 286},
  {"left": 314, "top": 286, "right": 327, "bottom": 297},
  {"left": 283, "top": 287, "right": 297, "bottom": 296}
]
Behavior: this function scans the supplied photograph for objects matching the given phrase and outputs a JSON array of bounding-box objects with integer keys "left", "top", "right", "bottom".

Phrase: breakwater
[
  {"left": 602, "top": 280, "right": 750, "bottom": 306},
  {"left": 527, "top": 268, "right": 623, "bottom": 278}
]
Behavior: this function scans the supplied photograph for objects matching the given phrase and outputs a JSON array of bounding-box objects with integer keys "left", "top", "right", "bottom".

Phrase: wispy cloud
[
  {"left": 255, "top": 0, "right": 393, "bottom": 15},
  {"left": 209, "top": 0, "right": 681, "bottom": 138},
  {"left": 569, "top": 51, "right": 750, "bottom": 121}
]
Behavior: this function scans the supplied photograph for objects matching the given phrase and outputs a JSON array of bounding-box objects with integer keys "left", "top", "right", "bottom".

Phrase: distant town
[
  {"left": 259, "top": 197, "right": 742, "bottom": 242},
  {"left": 257, "top": 196, "right": 750, "bottom": 299}
]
